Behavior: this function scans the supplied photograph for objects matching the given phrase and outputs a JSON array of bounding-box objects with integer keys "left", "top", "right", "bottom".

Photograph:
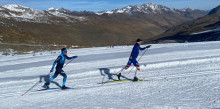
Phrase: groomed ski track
[{"left": 1, "top": 41, "right": 220, "bottom": 108}]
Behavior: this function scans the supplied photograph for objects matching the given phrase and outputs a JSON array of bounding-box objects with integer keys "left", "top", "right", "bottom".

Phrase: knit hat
[
  {"left": 136, "top": 39, "right": 143, "bottom": 43},
  {"left": 61, "top": 48, "right": 67, "bottom": 53}
]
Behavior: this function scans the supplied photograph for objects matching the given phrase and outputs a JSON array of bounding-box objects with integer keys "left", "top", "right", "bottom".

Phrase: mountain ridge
[
  {"left": 0, "top": 3, "right": 207, "bottom": 23},
  {"left": 0, "top": 3, "right": 209, "bottom": 52},
  {"left": 149, "top": 4, "right": 220, "bottom": 43},
  {"left": 96, "top": 3, "right": 200, "bottom": 15},
  {"left": 208, "top": 5, "right": 220, "bottom": 15}
]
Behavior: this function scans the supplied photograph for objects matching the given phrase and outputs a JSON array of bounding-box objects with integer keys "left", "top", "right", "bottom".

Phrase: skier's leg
[
  {"left": 133, "top": 59, "right": 140, "bottom": 81},
  {"left": 60, "top": 70, "right": 67, "bottom": 86},
  {"left": 125, "top": 60, "right": 132, "bottom": 70},
  {"left": 120, "top": 60, "right": 132, "bottom": 74},
  {"left": 50, "top": 71, "right": 59, "bottom": 82},
  {"left": 134, "top": 66, "right": 140, "bottom": 77},
  {"left": 117, "top": 60, "right": 132, "bottom": 80},
  {"left": 43, "top": 71, "right": 59, "bottom": 89}
]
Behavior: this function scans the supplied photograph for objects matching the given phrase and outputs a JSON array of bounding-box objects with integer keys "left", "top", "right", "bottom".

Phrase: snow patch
[
  {"left": 8, "top": 12, "right": 36, "bottom": 19},
  {"left": 145, "top": 3, "right": 158, "bottom": 11},
  {"left": 116, "top": 9, "right": 124, "bottom": 13},
  {"left": 180, "top": 7, "right": 194, "bottom": 12},
  {"left": 96, "top": 10, "right": 114, "bottom": 15},
  {"left": 47, "top": 7, "right": 57, "bottom": 11},
  {"left": 48, "top": 11, "right": 60, "bottom": 16},
  {"left": 126, "top": 6, "right": 132, "bottom": 9},
  {"left": 105, "top": 11, "right": 114, "bottom": 14},
  {"left": 3, "top": 4, "right": 27, "bottom": 12},
  {"left": 191, "top": 28, "right": 220, "bottom": 35}
]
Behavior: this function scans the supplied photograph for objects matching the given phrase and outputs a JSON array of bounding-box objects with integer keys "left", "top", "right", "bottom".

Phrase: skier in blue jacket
[
  {"left": 117, "top": 39, "right": 151, "bottom": 81},
  {"left": 44, "top": 48, "right": 77, "bottom": 89}
]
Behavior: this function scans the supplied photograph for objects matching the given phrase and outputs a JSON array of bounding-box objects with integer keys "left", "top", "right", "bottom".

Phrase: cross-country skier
[
  {"left": 117, "top": 39, "right": 151, "bottom": 81},
  {"left": 43, "top": 48, "right": 78, "bottom": 89}
]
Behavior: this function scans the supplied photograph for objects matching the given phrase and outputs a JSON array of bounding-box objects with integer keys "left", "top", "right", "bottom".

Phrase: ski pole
[
  {"left": 21, "top": 71, "right": 52, "bottom": 96},
  {"left": 128, "top": 48, "right": 149, "bottom": 74},
  {"left": 21, "top": 58, "right": 75, "bottom": 96},
  {"left": 21, "top": 81, "right": 40, "bottom": 96},
  {"left": 63, "top": 58, "right": 75, "bottom": 68}
]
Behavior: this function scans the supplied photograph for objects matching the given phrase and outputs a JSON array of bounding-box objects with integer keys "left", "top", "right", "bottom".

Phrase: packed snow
[
  {"left": 1, "top": 41, "right": 220, "bottom": 108},
  {"left": 191, "top": 28, "right": 220, "bottom": 35}
]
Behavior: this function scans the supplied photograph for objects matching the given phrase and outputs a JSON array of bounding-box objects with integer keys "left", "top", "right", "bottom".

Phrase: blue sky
[{"left": 0, "top": 0, "right": 219, "bottom": 12}]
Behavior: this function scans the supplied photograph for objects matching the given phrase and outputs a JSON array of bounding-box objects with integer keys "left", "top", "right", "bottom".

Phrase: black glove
[
  {"left": 72, "top": 56, "right": 78, "bottom": 58},
  {"left": 145, "top": 45, "right": 151, "bottom": 49}
]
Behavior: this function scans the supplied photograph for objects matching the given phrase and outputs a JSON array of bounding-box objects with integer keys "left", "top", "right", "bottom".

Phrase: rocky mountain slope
[
  {"left": 150, "top": 5, "right": 220, "bottom": 43},
  {"left": 0, "top": 3, "right": 208, "bottom": 51}
]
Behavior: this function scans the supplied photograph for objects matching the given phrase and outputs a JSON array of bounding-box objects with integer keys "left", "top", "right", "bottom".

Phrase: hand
[
  {"left": 129, "top": 56, "right": 132, "bottom": 60},
  {"left": 145, "top": 45, "right": 151, "bottom": 49},
  {"left": 72, "top": 56, "right": 78, "bottom": 58},
  {"left": 50, "top": 68, "right": 54, "bottom": 72}
]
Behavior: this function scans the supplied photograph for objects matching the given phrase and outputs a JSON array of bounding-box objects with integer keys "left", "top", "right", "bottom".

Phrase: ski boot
[
  {"left": 133, "top": 76, "right": 142, "bottom": 82},
  {"left": 133, "top": 76, "right": 141, "bottom": 82},
  {"left": 116, "top": 73, "right": 121, "bottom": 80},
  {"left": 61, "top": 85, "right": 68, "bottom": 90},
  {"left": 42, "top": 82, "right": 50, "bottom": 89}
]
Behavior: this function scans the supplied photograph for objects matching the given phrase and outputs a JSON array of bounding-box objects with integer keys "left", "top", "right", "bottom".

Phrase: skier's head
[
  {"left": 136, "top": 39, "right": 143, "bottom": 45},
  {"left": 61, "top": 48, "right": 67, "bottom": 55}
]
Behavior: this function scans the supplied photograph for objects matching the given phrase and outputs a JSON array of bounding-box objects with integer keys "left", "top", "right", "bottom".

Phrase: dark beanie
[
  {"left": 136, "top": 39, "right": 143, "bottom": 42},
  {"left": 61, "top": 48, "right": 67, "bottom": 53}
]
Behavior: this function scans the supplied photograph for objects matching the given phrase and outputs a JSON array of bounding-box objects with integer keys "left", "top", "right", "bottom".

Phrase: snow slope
[
  {"left": 191, "top": 28, "right": 220, "bottom": 35},
  {"left": 1, "top": 42, "right": 220, "bottom": 109}
]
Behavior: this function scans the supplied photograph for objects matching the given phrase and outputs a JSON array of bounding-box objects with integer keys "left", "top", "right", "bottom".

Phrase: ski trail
[
  {"left": 1, "top": 69, "right": 220, "bottom": 98},
  {"left": 143, "top": 69, "right": 220, "bottom": 81}
]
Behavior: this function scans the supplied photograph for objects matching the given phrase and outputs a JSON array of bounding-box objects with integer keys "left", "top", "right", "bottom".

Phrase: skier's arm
[
  {"left": 66, "top": 56, "right": 78, "bottom": 60},
  {"left": 50, "top": 56, "right": 61, "bottom": 72},
  {"left": 145, "top": 45, "right": 151, "bottom": 49},
  {"left": 140, "top": 45, "right": 151, "bottom": 50},
  {"left": 139, "top": 47, "right": 145, "bottom": 50}
]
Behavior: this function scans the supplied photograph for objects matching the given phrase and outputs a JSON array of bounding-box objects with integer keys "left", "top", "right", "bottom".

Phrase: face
[
  {"left": 63, "top": 52, "right": 67, "bottom": 55},
  {"left": 138, "top": 41, "right": 143, "bottom": 45}
]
